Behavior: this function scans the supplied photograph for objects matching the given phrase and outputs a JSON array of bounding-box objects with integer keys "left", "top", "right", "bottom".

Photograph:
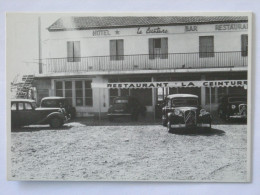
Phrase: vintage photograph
[{"left": 6, "top": 12, "right": 251, "bottom": 181}]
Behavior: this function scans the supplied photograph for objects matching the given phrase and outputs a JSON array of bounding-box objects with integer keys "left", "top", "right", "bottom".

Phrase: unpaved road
[{"left": 9, "top": 122, "right": 248, "bottom": 181}]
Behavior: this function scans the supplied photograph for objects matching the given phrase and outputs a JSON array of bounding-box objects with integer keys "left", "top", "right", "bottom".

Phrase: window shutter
[
  {"left": 73, "top": 41, "right": 81, "bottom": 62},
  {"left": 117, "top": 40, "right": 124, "bottom": 60},
  {"left": 110, "top": 40, "right": 117, "bottom": 60},
  {"left": 149, "top": 38, "right": 154, "bottom": 59},
  {"left": 161, "top": 38, "right": 168, "bottom": 59},
  {"left": 241, "top": 34, "right": 248, "bottom": 57},
  {"left": 199, "top": 36, "right": 214, "bottom": 58},
  {"left": 67, "top": 41, "right": 73, "bottom": 62}
]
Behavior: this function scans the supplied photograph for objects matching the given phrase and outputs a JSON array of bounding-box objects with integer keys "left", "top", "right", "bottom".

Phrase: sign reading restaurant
[{"left": 92, "top": 80, "right": 247, "bottom": 89}]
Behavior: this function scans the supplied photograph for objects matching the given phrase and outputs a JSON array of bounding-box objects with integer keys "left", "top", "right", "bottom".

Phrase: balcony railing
[{"left": 41, "top": 51, "right": 248, "bottom": 74}]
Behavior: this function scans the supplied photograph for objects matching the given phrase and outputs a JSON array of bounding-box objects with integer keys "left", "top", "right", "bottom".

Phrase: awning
[{"left": 92, "top": 80, "right": 247, "bottom": 89}]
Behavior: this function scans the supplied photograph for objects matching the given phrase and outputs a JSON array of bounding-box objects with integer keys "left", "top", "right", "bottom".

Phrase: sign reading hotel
[{"left": 92, "top": 80, "right": 247, "bottom": 89}]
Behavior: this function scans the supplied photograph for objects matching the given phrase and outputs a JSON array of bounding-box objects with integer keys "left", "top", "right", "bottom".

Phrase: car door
[
  {"left": 11, "top": 102, "right": 19, "bottom": 126},
  {"left": 16, "top": 102, "right": 27, "bottom": 126},
  {"left": 23, "top": 102, "right": 38, "bottom": 125}
]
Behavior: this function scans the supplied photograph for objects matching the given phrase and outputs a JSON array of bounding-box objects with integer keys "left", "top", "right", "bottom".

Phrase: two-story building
[{"left": 34, "top": 16, "right": 248, "bottom": 117}]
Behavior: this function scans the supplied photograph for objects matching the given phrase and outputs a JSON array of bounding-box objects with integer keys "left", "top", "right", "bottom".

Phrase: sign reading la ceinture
[{"left": 91, "top": 80, "right": 247, "bottom": 88}]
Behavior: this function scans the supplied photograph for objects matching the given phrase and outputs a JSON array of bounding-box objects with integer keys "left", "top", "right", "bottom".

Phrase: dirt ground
[{"left": 9, "top": 118, "right": 248, "bottom": 182}]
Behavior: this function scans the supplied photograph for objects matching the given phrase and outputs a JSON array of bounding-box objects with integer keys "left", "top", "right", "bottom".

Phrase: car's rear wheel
[{"left": 50, "top": 117, "right": 63, "bottom": 128}]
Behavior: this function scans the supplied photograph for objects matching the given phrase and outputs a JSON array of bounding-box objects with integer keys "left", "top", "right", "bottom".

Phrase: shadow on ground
[
  {"left": 169, "top": 128, "right": 226, "bottom": 136},
  {"left": 11, "top": 125, "right": 72, "bottom": 132}
]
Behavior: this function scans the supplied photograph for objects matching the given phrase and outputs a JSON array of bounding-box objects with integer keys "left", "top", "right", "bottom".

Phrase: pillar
[{"left": 201, "top": 75, "right": 206, "bottom": 106}]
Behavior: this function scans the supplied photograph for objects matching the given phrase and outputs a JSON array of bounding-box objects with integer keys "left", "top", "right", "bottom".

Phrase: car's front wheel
[
  {"left": 50, "top": 117, "right": 63, "bottom": 128},
  {"left": 167, "top": 121, "right": 175, "bottom": 133}
]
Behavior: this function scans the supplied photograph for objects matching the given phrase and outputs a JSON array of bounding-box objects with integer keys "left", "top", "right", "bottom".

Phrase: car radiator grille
[
  {"left": 239, "top": 104, "right": 247, "bottom": 116},
  {"left": 184, "top": 110, "right": 196, "bottom": 125}
]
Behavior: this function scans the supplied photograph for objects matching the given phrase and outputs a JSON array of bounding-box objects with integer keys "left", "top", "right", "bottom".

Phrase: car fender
[{"left": 44, "top": 112, "right": 65, "bottom": 123}]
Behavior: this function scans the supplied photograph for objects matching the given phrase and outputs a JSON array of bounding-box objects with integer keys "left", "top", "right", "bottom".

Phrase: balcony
[{"left": 41, "top": 51, "right": 248, "bottom": 74}]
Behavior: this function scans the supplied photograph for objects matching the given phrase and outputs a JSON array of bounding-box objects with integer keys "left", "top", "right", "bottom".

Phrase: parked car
[
  {"left": 40, "top": 97, "right": 76, "bottom": 119},
  {"left": 162, "top": 94, "right": 211, "bottom": 133},
  {"left": 108, "top": 96, "right": 146, "bottom": 121},
  {"left": 218, "top": 95, "right": 247, "bottom": 121},
  {"left": 11, "top": 99, "right": 69, "bottom": 128}
]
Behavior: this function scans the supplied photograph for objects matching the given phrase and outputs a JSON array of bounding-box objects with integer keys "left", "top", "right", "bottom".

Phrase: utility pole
[{"left": 38, "top": 16, "right": 42, "bottom": 74}]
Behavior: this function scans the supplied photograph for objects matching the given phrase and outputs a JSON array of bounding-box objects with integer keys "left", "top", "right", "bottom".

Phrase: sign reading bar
[{"left": 92, "top": 80, "right": 247, "bottom": 88}]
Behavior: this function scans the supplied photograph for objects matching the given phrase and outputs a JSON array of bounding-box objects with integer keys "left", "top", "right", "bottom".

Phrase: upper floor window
[
  {"left": 241, "top": 34, "right": 248, "bottom": 57},
  {"left": 67, "top": 41, "right": 81, "bottom": 62},
  {"left": 199, "top": 36, "right": 214, "bottom": 58},
  {"left": 149, "top": 38, "right": 168, "bottom": 59},
  {"left": 110, "top": 39, "right": 124, "bottom": 60}
]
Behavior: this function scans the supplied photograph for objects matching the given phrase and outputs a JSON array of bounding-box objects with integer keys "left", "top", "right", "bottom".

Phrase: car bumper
[
  {"left": 229, "top": 115, "right": 247, "bottom": 119},
  {"left": 107, "top": 113, "right": 132, "bottom": 116},
  {"left": 170, "top": 123, "right": 210, "bottom": 128}
]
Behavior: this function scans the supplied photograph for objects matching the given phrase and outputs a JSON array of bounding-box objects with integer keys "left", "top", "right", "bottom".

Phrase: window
[
  {"left": 18, "top": 103, "right": 24, "bottom": 110},
  {"left": 110, "top": 40, "right": 124, "bottom": 60},
  {"left": 109, "top": 89, "right": 118, "bottom": 105},
  {"left": 149, "top": 38, "right": 168, "bottom": 59},
  {"left": 199, "top": 36, "right": 214, "bottom": 58},
  {"left": 241, "top": 34, "right": 248, "bottom": 57},
  {"left": 55, "top": 81, "right": 63, "bottom": 97},
  {"left": 67, "top": 41, "right": 81, "bottom": 62},
  {"left": 65, "top": 81, "right": 73, "bottom": 105},
  {"left": 85, "top": 81, "right": 93, "bottom": 106},
  {"left": 76, "top": 81, "right": 83, "bottom": 106},
  {"left": 11, "top": 103, "right": 16, "bottom": 111},
  {"left": 24, "top": 103, "right": 33, "bottom": 110}
]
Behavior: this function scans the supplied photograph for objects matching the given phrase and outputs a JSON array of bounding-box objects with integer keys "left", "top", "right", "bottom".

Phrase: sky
[{"left": 6, "top": 13, "right": 81, "bottom": 81}]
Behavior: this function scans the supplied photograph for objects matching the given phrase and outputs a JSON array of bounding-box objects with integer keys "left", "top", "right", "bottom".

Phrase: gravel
[{"left": 9, "top": 120, "right": 248, "bottom": 181}]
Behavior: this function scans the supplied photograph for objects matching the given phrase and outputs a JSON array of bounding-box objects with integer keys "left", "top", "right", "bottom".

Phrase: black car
[
  {"left": 11, "top": 99, "right": 69, "bottom": 128},
  {"left": 108, "top": 96, "right": 146, "bottom": 121},
  {"left": 40, "top": 97, "right": 76, "bottom": 119},
  {"left": 218, "top": 95, "right": 247, "bottom": 121},
  {"left": 162, "top": 94, "right": 212, "bottom": 133}
]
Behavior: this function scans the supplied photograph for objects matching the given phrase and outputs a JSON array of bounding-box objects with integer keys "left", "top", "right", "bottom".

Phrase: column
[
  {"left": 201, "top": 75, "right": 206, "bottom": 106},
  {"left": 72, "top": 81, "right": 76, "bottom": 107}
]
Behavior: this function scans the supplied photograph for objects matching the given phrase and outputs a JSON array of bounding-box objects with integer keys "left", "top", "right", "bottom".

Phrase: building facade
[{"left": 34, "top": 16, "right": 248, "bottom": 116}]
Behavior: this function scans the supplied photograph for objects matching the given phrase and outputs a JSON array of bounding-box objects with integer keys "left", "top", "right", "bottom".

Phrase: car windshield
[
  {"left": 171, "top": 98, "right": 198, "bottom": 107},
  {"left": 228, "top": 97, "right": 246, "bottom": 103},
  {"left": 41, "top": 100, "right": 62, "bottom": 107},
  {"left": 114, "top": 99, "right": 128, "bottom": 104}
]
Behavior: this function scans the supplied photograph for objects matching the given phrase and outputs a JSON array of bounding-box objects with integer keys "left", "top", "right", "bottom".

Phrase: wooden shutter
[
  {"left": 199, "top": 36, "right": 214, "bottom": 58},
  {"left": 117, "top": 40, "right": 124, "bottom": 60},
  {"left": 149, "top": 38, "right": 155, "bottom": 59},
  {"left": 241, "top": 34, "right": 248, "bottom": 56},
  {"left": 110, "top": 40, "right": 117, "bottom": 60},
  {"left": 73, "top": 41, "right": 81, "bottom": 62},
  {"left": 67, "top": 41, "right": 73, "bottom": 62},
  {"left": 161, "top": 38, "right": 168, "bottom": 59}
]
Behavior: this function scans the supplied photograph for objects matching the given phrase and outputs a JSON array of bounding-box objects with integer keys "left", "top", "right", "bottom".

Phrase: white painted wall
[{"left": 44, "top": 23, "right": 248, "bottom": 58}]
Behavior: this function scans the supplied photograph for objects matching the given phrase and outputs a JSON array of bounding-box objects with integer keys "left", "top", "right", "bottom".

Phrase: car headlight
[
  {"left": 173, "top": 109, "right": 183, "bottom": 116},
  {"left": 174, "top": 109, "right": 180, "bottom": 115},
  {"left": 231, "top": 105, "right": 236, "bottom": 109},
  {"left": 200, "top": 109, "right": 207, "bottom": 115}
]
